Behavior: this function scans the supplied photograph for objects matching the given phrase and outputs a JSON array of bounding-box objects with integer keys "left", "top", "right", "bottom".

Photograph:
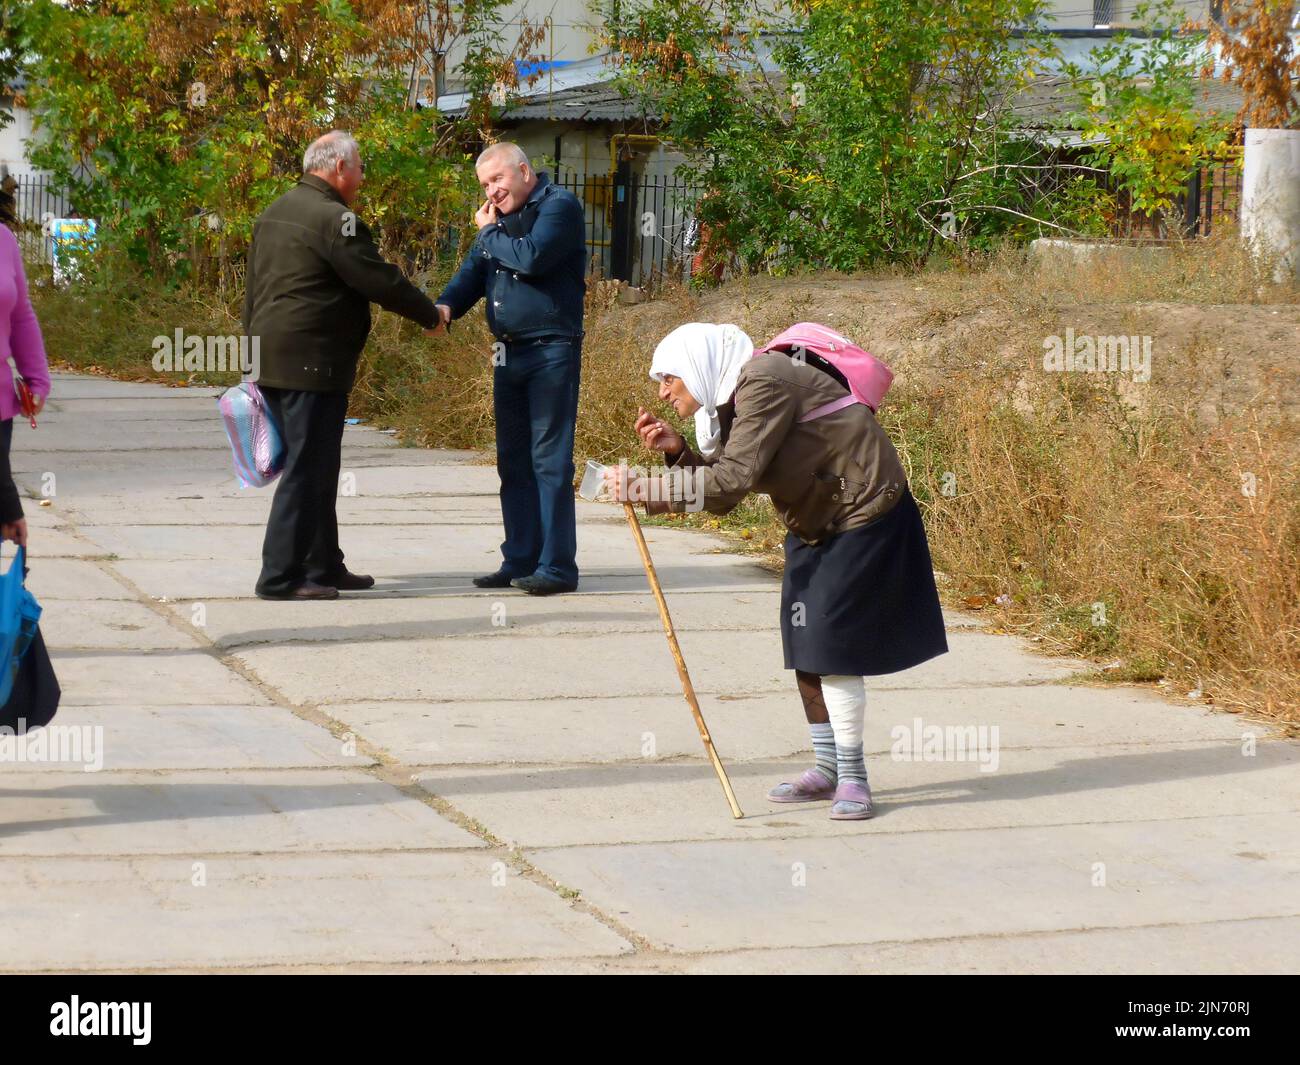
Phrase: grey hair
[
  {"left": 303, "top": 131, "right": 359, "bottom": 174},
  {"left": 476, "top": 141, "right": 529, "bottom": 171}
]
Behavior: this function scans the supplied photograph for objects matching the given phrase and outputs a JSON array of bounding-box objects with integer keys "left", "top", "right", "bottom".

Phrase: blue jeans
[{"left": 493, "top": 336, "right": 581, "bottom": 585}]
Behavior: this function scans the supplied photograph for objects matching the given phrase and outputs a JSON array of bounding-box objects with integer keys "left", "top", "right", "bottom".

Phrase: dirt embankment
[{"left": 606, "top": 272, "right": 1299, "bottom": 420}]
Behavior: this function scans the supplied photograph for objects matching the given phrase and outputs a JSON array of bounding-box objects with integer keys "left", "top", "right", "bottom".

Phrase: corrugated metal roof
[
  {"left": 439, "top": 84, "right": 655, "bottom": 123},
  {"left": 499, "top": 82, "right": 660, "bottom": 123},
  {"left": 1003, "top": 74, "right": 1246, "bottom": 128}
]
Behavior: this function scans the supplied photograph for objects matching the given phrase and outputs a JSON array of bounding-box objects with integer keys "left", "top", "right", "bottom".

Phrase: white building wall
[
  {"left": 0, "top": 99, "right": 49, "bottom": 178},
  {"left": 442, "top": 0, "right": 602, "bottom": 91}
]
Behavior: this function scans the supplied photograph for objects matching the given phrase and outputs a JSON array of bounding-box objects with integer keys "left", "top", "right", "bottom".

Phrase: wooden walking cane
[{"left": 621, "top": 501, "right": 744, "bottom": 819}]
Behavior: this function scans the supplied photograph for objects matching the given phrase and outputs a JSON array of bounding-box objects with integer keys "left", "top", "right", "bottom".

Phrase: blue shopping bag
[{"left": 0, "top": 545, "right": 42, "bottom": 705}]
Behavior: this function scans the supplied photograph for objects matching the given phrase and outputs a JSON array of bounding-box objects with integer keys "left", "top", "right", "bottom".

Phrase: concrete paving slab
[
  {"left": 333, "top": 694, "right": 807, "bottom": 767},
  {"left": 41, "top": 600, "right": 202, "bottom": 650},
  {"left": 335, "top": 441, "right": 478, "bottom": 458},
  {"left": 300, "top": 464, "right": 503, "bottom": 497},
  {"left": 6, "top": 705, "right": 375, "bottom": 772},
  {"left": 19, "top": 505, "right": 72, "bottom": 531},
  {"left": 19, "top": 427, "right": 231, "bottom": 452},
  {"left": 77, "top": 522, "right": 519, "bottom": 562},
  {"left": 232, "top": 630, "right": 789, "bottom": 704},
  {"left": 639, "top": 917, "right": 1300, "bottom": 974},
  {"left": 24, "top": 559, "right": 134, "bottom": 601},
  {"left": 182, "top": 590, "right": 981, "bottom": 650},
  {"left": 13, "top": 463, "right": 236, "bottom": 498},
  {"left": 25, "top": 404, "right": 423, "bottom": 459},
  {"left": 57, "top": 494, "right": 502, "bottom": 527},
  {"left": 319, "top": 685, "right": 1254, "bottom": 769},
  {"left": 71, "top": 494, "right": 274, "bottom": 526},
  {"left": 0, "top": 769, "right": 481, "bottom": 856},
  {"left": 6, "top": 525, "right": 97, "bottom": 557},
  {"left": 39, "top": 408, "right": 221, "bottom": 424},
  {"left": 56, "top": 649, "right": 272, "bottom": 706},
  {"left": 232, "top": 916, "right": 1300, "bottom": 974},
  {"left": 526, "top": 812, "right": 1300, "bottom": 952},
  {"left": 0, "top": 852, "right": 632, "bottom": 971},
  {"left": 192, "top": 590, "right": 786, "bottom": 649},
  {"left": 45, "top": 385, "right": 214, "bottom": 403},
  {"left": 45, "top": 374, "right": 211, "bottom": 400},
  {"left": 231, "top": 628, "right": 1077, "bottom": 705}
]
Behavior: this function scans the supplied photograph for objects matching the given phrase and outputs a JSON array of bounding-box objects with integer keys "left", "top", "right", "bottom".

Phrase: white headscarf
[{"left": 649, "top": 323, "right": 754, "bottom": 458}]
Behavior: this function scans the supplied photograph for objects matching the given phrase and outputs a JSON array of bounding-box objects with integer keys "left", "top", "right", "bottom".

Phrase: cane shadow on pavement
[
  {"left": 0, "top": 780, "right": 420, "bottom": 842},
  {"left": 418, "top": 742, "right": 1297, "bottom": 815},
  {"left": 872, "top": 740, "right": 1298, "bottom": 808}
]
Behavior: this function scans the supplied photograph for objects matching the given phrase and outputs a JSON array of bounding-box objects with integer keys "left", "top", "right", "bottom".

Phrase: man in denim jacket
[{"left": 435, "top": 142, "right": 586, "bottom": 595}]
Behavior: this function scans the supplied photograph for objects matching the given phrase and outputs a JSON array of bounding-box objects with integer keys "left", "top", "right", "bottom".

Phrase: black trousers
[
  {"left": 255, "top": 387, "right": 349, "bottom": 595},
  {"left": 0, "top": 417, "right": 22, "bottom": 525}
]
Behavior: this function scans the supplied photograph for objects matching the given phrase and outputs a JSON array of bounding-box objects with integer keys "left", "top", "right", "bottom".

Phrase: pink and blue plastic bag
[{"left": 217, "top": 382, "right": 285, "bottom": 488}]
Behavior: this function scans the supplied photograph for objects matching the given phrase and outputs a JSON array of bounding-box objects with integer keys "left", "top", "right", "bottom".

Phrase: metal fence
[
  {"left": 2, "top": 173, "right": 73, "bottom": 263},
  {"left": 1184, "top": 162, "right": 1244, "bottom": 238},
  {"left": 1101, "top": 161, "right": 1244, "bottom": 241},
  {"left": 553, "top": 167, "right": 704, "bottom": 289}
]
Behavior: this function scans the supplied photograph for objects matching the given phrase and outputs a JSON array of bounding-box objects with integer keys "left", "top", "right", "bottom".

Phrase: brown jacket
[{"left": 645, "top": 352, "right": 908, "bottom": 544}]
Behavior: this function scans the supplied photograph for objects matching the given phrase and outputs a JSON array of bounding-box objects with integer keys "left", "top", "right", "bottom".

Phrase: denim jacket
[{"left": 437, "top": 173, "right": 587, "bottom": 343}]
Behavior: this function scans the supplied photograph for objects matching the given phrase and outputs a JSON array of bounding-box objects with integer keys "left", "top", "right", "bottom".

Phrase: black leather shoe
[
  {"left": 472, "top": 570, "right": 517, "bottom": 589},
  {"left": 325, "top": 570, "right": 375, "bottom": 591},
  {"left": 510, "top": 574, "right": 578, "bottom": 596},
  {"left": 256, "top": 581, "right": 340, "bottom": 601}
]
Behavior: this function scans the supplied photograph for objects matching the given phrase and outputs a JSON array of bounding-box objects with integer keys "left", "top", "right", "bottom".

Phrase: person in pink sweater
[{"left": 0, "top": 222, "right": 51, "bottom": 547}]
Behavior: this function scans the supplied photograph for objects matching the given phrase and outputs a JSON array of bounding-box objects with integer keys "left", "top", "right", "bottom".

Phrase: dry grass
[{"left": 897, "top": 372, "right": 1298, "bottom": 724}]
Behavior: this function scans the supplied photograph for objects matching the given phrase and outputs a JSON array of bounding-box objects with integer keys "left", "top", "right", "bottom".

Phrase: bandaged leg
[{"left": 821, "top": 675, "right": 872, "bottom": 818}]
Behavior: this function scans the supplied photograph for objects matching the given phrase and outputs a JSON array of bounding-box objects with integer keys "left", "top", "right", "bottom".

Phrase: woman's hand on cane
[
  {"left": 603, "top": 464, "right": 629, "bottom": 502},
  {"left": 635, "top": 406, "right": 684, "bottom": 458},
  {"left": 603, "top": 464, "right": 649, "bottom": 503}
]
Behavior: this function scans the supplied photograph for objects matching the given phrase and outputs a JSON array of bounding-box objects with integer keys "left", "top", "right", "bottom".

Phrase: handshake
[
  {"left": 426, "top": 196, "right": 506, "bottom": 338},
  {"left": 423, "top": 303, "right": 452, "bottom": 338},
  {"left": 423, "top": 197, "right": 505, "bottom": 338}
]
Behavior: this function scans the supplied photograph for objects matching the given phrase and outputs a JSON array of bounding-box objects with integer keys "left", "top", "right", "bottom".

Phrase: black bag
[{"left": 0, "top": 625, "right": 59, "bottom": 731}]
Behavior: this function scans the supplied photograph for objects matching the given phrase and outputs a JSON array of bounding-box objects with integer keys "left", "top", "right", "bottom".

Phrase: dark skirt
[{"left": 781, "top": 489, "right": 948, "bottom": 676}]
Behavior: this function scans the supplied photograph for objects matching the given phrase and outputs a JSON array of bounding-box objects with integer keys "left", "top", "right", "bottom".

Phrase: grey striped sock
[
  {"left": 811, "top": 722, "right": 837, "bottom": 785},
  {"left": 836, "top": 742, "right": 868, "bottom": 787}
]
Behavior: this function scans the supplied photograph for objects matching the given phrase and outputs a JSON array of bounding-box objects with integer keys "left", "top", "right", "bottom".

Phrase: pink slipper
[
  {"left": 768, "top": 768, "right": 837, "bottom": 803},
  {"left": 829, "top": 780, "right": 874, "bottom": 820}
]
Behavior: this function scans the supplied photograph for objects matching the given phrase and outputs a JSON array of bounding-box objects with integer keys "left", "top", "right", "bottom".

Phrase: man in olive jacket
[{"left": 244, "top": 130, "right": 439, "bottom": 600}]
